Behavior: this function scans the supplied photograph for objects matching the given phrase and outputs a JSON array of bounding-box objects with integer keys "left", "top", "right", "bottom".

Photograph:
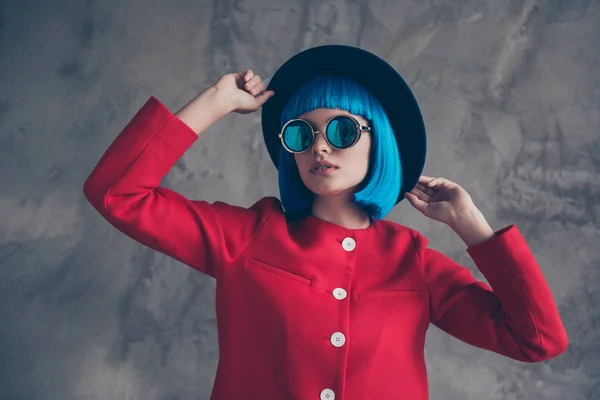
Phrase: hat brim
[{"left": 261, "top": 45, "right": 426, "bottom": 204}]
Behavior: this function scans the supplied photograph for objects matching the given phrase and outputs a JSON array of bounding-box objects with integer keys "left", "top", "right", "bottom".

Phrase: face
[{"left": 292, "top": 108, "right": 372, "bottom": 200}]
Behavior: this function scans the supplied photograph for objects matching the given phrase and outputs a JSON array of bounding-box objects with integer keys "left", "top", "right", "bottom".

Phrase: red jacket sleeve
[
  {"left": 414, "top": 225, "right": 568, "bottom": 362},
  {"left": 83, "top": 96, "right": 273, "bottom": 278}
]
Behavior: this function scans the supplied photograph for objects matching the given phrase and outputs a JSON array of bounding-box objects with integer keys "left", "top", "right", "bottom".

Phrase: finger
[
  {"left": 249, "top": 81, "right": 266, "bottom": 96},
  {"left": 418, "top": 175, "right": 440, "bottom": 186},
  {"left": 424, "top": 176, "right": 454, "bottom": 189},
  {"left": 410, "top": 187, "right": 431, "bottom": 202},
  {"left": 414, "top": 182, "right": 429, "bottom": 191},
  {"left": 417, "top": 177, "right": 447, "bottom": 196},
  {"left": 232, "top": 72, "right": 245, "bottom": 87},
  {"left": 414, "top": 183, "right": 435, "bottom": 197},
  {"left": 244, "top": 69, "right": 254, "bottom": 81},
  {"left": 254, "top": 90, "right": 275, "bottom": 106},
  {"left": 245, "top": 74, "right": 261, "bottom": 90},
  {"left": 404, "top": 192, "right": 428, "bottom": 213},
  {"left": 416, "top": 176, "right": 435, "bottom": 193},
  {"left": 420, "top": 176, "right": 447, "bottom": 192},
  {"left": 247, "top": 79, "right": 264, "bottom": 95}
]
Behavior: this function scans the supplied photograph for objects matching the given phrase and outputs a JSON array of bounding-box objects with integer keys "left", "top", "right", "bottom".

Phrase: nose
[{"left": 311, "top": 131, "right": 331, "bottom": 154}]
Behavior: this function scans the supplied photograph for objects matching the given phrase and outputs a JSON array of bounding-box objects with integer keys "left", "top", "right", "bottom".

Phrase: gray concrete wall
[{"left": 0, "top": 0, "right": 598, "bottom": 398}]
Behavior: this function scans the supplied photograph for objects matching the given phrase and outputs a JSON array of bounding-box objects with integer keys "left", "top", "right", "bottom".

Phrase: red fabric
[{"left": 83, "top": 97, "right": 568, "bottom": 400}]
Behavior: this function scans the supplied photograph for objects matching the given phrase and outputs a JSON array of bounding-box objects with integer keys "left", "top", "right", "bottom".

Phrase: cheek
[
  {"left": 293, "top": 154, "right": 301, "bottom": 168},
  {"left": 352, "top": 143, "right": 372, "bottom": 170},
  {"left": 294, "top": 154, "right": 309, "bottom": 174}
]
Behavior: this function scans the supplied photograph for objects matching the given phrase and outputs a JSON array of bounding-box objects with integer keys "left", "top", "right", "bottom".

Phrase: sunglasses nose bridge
[
  {"left": 280, "top": 116, "right": 361, "bottom": 153},
  {"left": 311, "top": 129, "right": 332, "bottom": 151}
]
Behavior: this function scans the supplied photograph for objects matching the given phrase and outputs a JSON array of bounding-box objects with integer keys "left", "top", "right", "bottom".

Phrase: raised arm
[
  {"left": 415, "top": 226, "right": 568, "bottom": 363},
  {"left": 83, "top": 71, "right": 275, "bottom": 277}
]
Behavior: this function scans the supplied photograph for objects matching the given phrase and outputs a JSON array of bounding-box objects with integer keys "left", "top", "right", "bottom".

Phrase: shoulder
[
  {"left": 190, "top": 196, "right": 283, "bottom": 228},
  {"left": 375, "top": 218, "right": 430, "bottom": 251},
  {"left": 206, "top": 195, "right": 280, "bottom": 213}
]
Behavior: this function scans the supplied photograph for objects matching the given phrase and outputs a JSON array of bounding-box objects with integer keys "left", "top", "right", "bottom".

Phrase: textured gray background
[{"left": 0, "top": 0, "right": 598, "bottom": 399}]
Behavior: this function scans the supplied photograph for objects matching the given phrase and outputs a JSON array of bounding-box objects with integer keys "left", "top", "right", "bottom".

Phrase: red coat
[{"left": 83, "top": 97, "right": 568, "bottom": 400}]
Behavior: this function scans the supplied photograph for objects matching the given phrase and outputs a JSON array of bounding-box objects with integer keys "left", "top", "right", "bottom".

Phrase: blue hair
[{"left": 277, "top": 75, "right": 402, "bottom": 221}]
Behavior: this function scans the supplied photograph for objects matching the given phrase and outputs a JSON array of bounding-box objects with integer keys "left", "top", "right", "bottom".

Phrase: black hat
[{"left": 261, "top": 44, "right": 426, "bottom": 204}]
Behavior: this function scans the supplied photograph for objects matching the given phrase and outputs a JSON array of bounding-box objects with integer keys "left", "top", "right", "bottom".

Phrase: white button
[
  {"left": 342, "top": 237, "right": 356, "bottom": 251},
  {"left": 330, "top": 332, "right": 346, "bottom": 347},
  {"left": 333, "top": 288, "right": 347, "bottom": 300},
  {"left": 320, "top": 388, "right": 335, "bottom": 400}
]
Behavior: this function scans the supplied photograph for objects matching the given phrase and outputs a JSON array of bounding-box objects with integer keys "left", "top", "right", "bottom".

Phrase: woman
[{"left": 83, "top": 45, "right": 568, "bottom": 400}]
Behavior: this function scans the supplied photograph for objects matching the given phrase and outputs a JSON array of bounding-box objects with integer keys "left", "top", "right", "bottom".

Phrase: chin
[
  {"left": 300, "top": 172, "right": 362, "bottom": 198},
  {"left": 306, "top": 184, "right": 356, "bottom": 198}
]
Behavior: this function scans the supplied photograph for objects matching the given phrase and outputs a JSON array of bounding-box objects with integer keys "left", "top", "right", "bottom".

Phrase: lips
[{"left": 310, "top": 160, "right": 339, "bottom": 172}]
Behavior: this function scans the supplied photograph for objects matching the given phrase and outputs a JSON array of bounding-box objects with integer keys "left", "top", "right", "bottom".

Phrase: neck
[{"left": 311, "top": 194, "right": 371, "bottom": 229}]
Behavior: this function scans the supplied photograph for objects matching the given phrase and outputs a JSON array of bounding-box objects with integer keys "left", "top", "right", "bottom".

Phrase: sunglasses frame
[{"left": 278, "top": 115, "right": 371, "bottom": 154}]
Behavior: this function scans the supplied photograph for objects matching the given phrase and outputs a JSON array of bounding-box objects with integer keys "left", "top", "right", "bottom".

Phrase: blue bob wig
[{"left": 277, "top": 75, "right": 402, "bottom": 221}]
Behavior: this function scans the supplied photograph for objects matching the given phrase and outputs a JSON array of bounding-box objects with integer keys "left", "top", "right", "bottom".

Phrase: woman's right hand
[{"left": 214, "top": 69, "right": 275, "bottom": 115}]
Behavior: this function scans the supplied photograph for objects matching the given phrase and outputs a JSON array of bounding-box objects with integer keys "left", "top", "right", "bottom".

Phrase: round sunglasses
[{"left": 278, "top": 115, "right": 371, "bottom": 153}]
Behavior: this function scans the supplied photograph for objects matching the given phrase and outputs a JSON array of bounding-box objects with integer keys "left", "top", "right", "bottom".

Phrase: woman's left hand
[{"left": 403, "top": 175, "right": 477, "bottom": 227}]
